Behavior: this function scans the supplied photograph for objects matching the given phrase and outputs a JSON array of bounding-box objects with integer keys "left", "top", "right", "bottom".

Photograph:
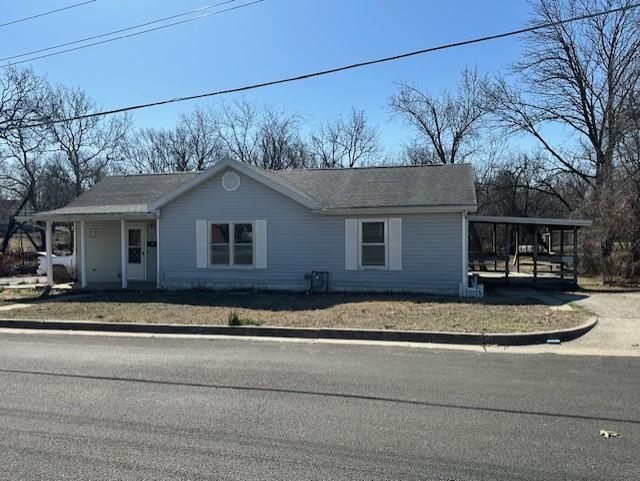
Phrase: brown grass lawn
[
  {"left": 0, "top": 290, "right": 588, "bottom": 333},
  {"left": 0, "top": 288, "right": 45, "bottom": 305}
]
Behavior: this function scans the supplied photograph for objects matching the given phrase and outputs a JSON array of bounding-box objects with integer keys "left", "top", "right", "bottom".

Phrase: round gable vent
[{"left": 222, "top": 171, "right": 240, "bottom": 191}]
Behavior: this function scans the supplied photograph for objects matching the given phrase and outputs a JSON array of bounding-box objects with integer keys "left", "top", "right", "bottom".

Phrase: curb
[{"left": 0, "top": 317, "right": 598, "bottom": 346}]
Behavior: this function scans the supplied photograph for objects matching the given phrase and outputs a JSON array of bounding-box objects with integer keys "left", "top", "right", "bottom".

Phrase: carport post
[
  {"left": 533, "top": 225, "right": 539, "bottom": 283},
  {"left": 45, "top": 220, "right": 53, "bottom": 287},
  {"left": 573, "top": 226, "right": 578, "bottom": 285},
  {"left": 121, "top": 219, "right": 127, "bottom": 289},
  {"left": 504, "top": 223, "right": 510, "bottom": 283},
  {"left": 516, "top": 225, "right": 521, "bottom": 273},
  {"left": 560, "top": 229, "right": 565, "bottom": 280},
  {"left": 492, "top": 223, "right": 497, "bottom": 271}
]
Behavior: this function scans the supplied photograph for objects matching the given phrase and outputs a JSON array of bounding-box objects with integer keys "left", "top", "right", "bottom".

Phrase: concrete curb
[{"left": 0, "top": 317, "right": 598, "bottom": 346}]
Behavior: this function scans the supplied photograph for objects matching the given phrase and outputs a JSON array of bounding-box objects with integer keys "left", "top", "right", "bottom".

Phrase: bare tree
[
  {"left": 257, "top": 106, "right": 309, "bottom": 169},
  {"left": 125, "top": 128, "right": 174, "bottom": 173},
  {"left": 310, "top": 108, "right": 378, "bottom": 168},
  {"left": 125, "top": 109, "right": 223, "bottom": 174},
  {"left": 180, "top": 107, "right": 224, "bottom": 170},
  {"left": 45, "top": 85, "right": 130, "bottom": 196},
  {"left": 212, "top": 99, "right": 260, "bottom": 165},
  {"left": 0, "top": 67, "right": 46, "bottom": 135},
  {"left": 310, "top": 120, "right": 343, "bottom": 168},
  {"left": 486, "top": 0, "right": 640, "bottom": 202},
  {"left": 485, "top": 0, "right": 640, "bottom": 280},
  {"left": 0, "top": 68, "right": 49, "bottom": 252},
  {"left": 390, "top": 67, "right": 487, "bottom": 164}
]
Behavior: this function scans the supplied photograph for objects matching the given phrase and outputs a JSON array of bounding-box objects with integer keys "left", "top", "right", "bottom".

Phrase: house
[{"left": 27, "top": 158, "right": 479, "bottom": 295}]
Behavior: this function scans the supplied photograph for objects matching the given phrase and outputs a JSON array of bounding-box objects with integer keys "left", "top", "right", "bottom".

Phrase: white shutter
[
  {"left": 389, "top": 217, "right": 402, "bottom": 271},
  {"left": 345, "top": 219, "right": 358, "bottom": 270},
  {"left": 255, "top": 220, "right": 267, "bottom": 269},
  {"left": 196, "top": 220, "right": 208, "bottom": 268}
]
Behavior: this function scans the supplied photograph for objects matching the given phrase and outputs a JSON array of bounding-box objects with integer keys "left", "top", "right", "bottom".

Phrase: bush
[
  {"left": 0, "top": 252, "right": 38, "bottom": 277},
  {"left": 228, "top": 310, "right": 241, "bottom": 326},
  {"left": 227, "top": 310, "right": 260, "bottom": 326}
]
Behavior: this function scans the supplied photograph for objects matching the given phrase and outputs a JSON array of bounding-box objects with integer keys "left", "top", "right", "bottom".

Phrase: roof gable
[{"left": 148, "top": 158, "right": 320, "bottom": 210}]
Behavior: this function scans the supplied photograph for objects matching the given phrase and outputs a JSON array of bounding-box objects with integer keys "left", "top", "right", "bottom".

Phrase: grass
[
  {"left": 0, "top": 289, "right": 588, "bottom": 333},
  {"left": 0, "top": 288, "right": 46, "bottom": 305},
  {"left": 578, "top": 276, "right": 640, "bottom": 292}
]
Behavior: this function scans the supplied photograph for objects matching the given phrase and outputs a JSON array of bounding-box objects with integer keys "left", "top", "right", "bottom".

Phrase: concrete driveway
[
  {"left": 487, "top": 288, "right": 640, "bottom": 357},
  {"left": 567, "top": 291, "right": 640, "bottom": 356}
]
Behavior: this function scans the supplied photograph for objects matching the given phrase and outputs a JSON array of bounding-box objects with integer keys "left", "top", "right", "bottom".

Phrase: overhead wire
[
  {"left": 1, "top": 0, "right": 237, "bottom": 63},
  {"left": 3, "top": 0, "right": 263, "bottom": 67},
  {"left": 19, "top": 2, "right": 640, "bottom": 129},
  {"left": 0, "top": 1, "right": 97, "bottom": 29}
]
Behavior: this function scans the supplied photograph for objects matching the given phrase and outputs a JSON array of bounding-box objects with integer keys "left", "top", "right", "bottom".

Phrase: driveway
[
  {"left": 488, "top": 288, "right": 640, "bottom": 357},
  {"left": 567, "top": 291, "right": 640, "bottom": 355}
]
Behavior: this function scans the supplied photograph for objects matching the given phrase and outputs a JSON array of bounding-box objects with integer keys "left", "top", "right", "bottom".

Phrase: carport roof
[{"left": 468, "top": 215, "right": 592, "bottom": 228}]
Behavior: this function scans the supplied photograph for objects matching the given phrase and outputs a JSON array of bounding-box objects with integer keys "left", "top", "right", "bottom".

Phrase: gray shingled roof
[
  {"left": 268, "top": 164, "right": 477, "bottom": 209},
  {"left": 37, "top": 163, "right": 476, "bottom": 216},
  {"left": 39, "top": 172, "right": 197, "bottom": 216}
]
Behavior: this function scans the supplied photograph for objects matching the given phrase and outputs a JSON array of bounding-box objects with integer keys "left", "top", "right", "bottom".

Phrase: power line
[
  {"left": 4, "top": 0, "right": 262, "bottom": 67},
  {"left": 1, "top": 0, "right": 236, "bottom": 63},
  {"left": 22, "top": 2, "right": 640, "bottom": 129},
  {"left": 0, "top": 0, "right": 97, "bottom": 29}
]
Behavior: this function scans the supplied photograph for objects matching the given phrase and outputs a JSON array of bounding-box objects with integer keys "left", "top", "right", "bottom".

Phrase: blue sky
[{"left": 1, "top": 0, "right": 534, "bottom": 151}]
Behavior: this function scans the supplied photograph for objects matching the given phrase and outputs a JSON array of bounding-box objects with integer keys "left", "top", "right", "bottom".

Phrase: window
[
  {"left": 210, "top": 222, "right": 253, "bottom": 267},
  {"left": 128, "top": 229, "right": 142, "bottom": 264},
  {"left": 360, "top": 220, "right": 387, "bottom": 268}
]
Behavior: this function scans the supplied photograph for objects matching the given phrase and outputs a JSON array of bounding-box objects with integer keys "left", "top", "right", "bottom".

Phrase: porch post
[
  {"left": 156, "top": 210, "right": 161, "bottom": 288},
  {"left": 72, "top": 221, "right": 78, "bottom": 277},
  {"left": 80, "top": 220, "right": 87, "bottom": 288},
  {"left": 45, "top": 220, "right": 53, "bottom": 287},
  {"left": 461, "top": 211, "right": 468, "bottom": 296},
  {"left": 121, "top": 219, "right": 127, "bottom": 289}
]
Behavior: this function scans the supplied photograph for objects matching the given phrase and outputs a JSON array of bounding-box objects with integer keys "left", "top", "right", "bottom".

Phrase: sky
[{"left": 0, "top": 0, "right": 535, "bottom": 153}]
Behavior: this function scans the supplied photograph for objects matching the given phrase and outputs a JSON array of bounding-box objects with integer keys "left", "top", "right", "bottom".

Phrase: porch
[{"left": 42, "top": 215, "right": 160, "bottom": 290}]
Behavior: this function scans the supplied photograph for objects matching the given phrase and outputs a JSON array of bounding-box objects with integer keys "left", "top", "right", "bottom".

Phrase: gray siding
[
  {"left": 159, "top": 169, "right": 463, "bottom": 294},
  {"left": 86, "top": 221, "right": 121, "bottom": 283},
  {"left": 83, "top": 220, "right": 156, "bottom": 284}
]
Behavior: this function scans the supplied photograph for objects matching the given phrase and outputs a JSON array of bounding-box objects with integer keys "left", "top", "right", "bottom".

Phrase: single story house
[{"left": 28, "top": 158, "right": 479, "bottom": 295}]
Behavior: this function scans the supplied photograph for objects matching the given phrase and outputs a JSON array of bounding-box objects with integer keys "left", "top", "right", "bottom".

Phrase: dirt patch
[{"left": 0, "top": 290, "right": 587, "bottom": 333}]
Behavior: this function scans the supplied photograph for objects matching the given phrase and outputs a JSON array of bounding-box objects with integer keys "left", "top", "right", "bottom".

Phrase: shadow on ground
[{"left": 19, "top": 287, "right": 591, "bottom": 313}]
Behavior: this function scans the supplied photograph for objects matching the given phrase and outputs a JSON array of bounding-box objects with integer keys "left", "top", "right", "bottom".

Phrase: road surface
[{"left": 0, "top": 332, "right": 638, "bottom": 480}]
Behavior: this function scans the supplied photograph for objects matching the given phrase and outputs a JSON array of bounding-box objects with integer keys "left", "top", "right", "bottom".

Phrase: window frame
[
  {"left": 208, "top": 220, "right": 255, "bottom": 269},
  {"left": 358, "top": 218, "right": 388, "bottom": 270}
]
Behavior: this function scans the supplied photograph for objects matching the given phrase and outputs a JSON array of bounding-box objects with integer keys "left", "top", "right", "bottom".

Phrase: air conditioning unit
[{"left": 307, "top": 271, "right": 329, "bottom": 292}]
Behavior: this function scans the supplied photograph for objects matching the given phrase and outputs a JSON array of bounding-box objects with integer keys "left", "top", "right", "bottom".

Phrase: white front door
[{"left": 127, "top": 224, "right": 146, "bottom": 281}]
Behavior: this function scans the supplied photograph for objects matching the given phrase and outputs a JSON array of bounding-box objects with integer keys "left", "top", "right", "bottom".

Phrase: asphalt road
[{"left": 0, "top": 332, "right": 638, "bottom": 480}]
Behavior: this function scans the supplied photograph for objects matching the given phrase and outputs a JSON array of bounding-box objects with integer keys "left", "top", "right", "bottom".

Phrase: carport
[{"left": 468, "top": 215, "right": 592, "bottom": 286}]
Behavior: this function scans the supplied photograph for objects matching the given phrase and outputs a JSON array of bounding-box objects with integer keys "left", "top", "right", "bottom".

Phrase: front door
[{"left": 127, "top": 224, "right": 146, "bottom": 281}]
